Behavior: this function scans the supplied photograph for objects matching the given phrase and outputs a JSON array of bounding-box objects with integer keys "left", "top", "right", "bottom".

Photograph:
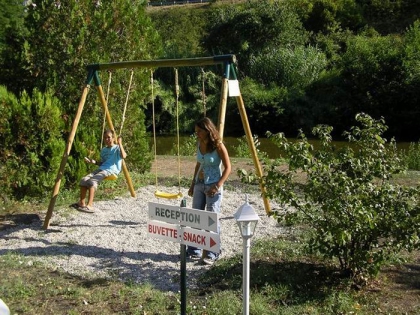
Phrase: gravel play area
[{"left": 0, "top": 185, "right": 285, "bottom": 292}]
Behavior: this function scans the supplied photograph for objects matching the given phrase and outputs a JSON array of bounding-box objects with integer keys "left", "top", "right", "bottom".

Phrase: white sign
[
  {"left": 148, "top": 202, "right": 218, "bottom": 232},
  {"left": 147, "top": 220, "right": 221, "bottom": 252},
  {"left": 228, "top": 79, "right": 240, "bottom": 97},
  {"left": 181, "top": 226, "right": 220, "bottom": 252},
  {"left": 147, "top": 220, "right": 180, "bottom": 242}
]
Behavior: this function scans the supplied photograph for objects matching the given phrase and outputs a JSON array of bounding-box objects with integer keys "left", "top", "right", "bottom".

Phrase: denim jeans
[{"left": 186, "top": 181, "right": 222, "bottom": 259}]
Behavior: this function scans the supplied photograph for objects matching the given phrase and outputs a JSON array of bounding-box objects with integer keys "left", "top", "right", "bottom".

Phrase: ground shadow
[
  {"left": 0, "top": 217, "right": 199, "bottom": 292},
  {"left": 199, "top": 257, "right": 348, "bottom": 306}
]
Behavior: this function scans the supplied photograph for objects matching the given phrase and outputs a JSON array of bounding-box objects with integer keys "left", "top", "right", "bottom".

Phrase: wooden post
[
  {"left": 96, "top": 85, "right": 136, "bottom": 197},
  {"left": 43, "top": 85, "right": 90, "bottom": 229},
  {"left": 87, "top": 55, "right": 236, "bottom": 72},
  {"left": 235, "top": 94, "right": 271, "bottom": 215},
  {"left": 218, "top": 77, "right": 229, "bottom": 139}
]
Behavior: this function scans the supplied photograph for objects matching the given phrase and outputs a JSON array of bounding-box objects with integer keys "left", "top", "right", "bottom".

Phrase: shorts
[{"left": 79, "top": 169, "right": 111, "bottom": 190}]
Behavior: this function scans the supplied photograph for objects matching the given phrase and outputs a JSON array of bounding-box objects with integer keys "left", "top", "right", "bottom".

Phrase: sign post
[{"left": 180, "top": 198, "right": 187, "bottom": 315}]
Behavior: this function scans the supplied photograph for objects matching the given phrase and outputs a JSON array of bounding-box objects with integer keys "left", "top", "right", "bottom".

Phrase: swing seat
[
  {"left": 104, "top": 174, "right": 118, "bottom": 181},
  {"left": 154, "top": 190, "right": 183, "bottom": 199}
]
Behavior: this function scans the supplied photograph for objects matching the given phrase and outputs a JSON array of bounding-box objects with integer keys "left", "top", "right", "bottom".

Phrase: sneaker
[
  {"left": 186, "top": 248, "right": 202, "bottom": 260},
  {"left": 187, "top": 253, "right": 201, "bottom": 260},
  {"left": 205, "top": 252, "right": 220, "bottom": 261}
]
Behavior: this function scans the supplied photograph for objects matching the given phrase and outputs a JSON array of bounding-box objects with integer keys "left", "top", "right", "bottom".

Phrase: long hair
[{"left": 195, "top": 117, "right": 221, "bottom": 152}]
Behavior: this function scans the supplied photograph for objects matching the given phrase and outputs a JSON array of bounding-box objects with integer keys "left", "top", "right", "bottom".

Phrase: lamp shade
[{"left": 234, "top": 195, "right": 260, "bottom": 238}]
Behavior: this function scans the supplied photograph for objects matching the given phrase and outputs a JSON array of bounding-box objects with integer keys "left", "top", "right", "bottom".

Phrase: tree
[
  {"left": 1, "top": 0, "right": 163, "bottom": 186},
  {"left": 0, "top": 0, "right": 29, "bottom": 95},
  {"left": 202, "top": 1, "right": 309, "bottom": 75}
]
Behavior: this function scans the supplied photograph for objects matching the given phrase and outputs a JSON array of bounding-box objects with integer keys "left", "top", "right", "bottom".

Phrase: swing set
[{"left": 43, "top": 54, "right": 270, "bottom": 230}]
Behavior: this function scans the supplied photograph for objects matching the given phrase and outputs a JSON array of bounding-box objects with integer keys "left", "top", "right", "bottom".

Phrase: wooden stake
[
  {"left": 218, "top": 77, "right": 229, "bottom": 139},
  {"left": 235, "top": 94, "right": 271, "bottom": 215},
  {"left": 43, "top": 85, "right": 90, "bottom": 229}
]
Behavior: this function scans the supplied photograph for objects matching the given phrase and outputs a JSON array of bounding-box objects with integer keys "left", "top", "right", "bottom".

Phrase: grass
[
  {"left": 1, "top": 157, "right": 419, "bottom": 314},
  {"left": 1, "top": 233, "right": 419, "bottom": 314}
]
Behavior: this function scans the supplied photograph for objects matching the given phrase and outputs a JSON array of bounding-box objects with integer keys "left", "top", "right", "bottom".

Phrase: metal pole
[
  {"left": 243, "top": 235, "right": 251, "bottom": 315},
  {"left": 180, "top": 197, "right": 187, "bottom": 315}
]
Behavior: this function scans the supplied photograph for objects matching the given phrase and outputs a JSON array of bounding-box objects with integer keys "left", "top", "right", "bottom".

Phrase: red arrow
[{"left": 210, "top": 237, "right": 217, "bottom": 248}]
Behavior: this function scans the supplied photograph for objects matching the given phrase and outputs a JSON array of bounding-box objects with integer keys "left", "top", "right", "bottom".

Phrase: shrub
[
  {"left": 263, "top": 113, "right": 420, "bottom": 283},
  {"left": 0, "top": 86, "right": 65, "bottom": 200},
  {"left": 233, "top": 134, "right": 267, "bottom": 160},
  {"left": 400, "top": 141, "right": 420, "bottom": 171},
  {"left": 178, "top": 133, "right": 197, "bottom": 157}
]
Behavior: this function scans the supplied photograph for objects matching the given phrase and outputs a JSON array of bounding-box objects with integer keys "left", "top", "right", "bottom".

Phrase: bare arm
[
  {"left": 188, "top": 162, "right": 201, "bottom": 197},
  {"left": 117, "top": 137, "right": 127, "bottom": 159},
  {"left": 216, "top": 142, "right": 231, "bottom": 189}
]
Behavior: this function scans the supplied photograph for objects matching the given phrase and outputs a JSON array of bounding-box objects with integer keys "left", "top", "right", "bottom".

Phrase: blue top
[
  {"left": 99, "top": 145, "right": 122, "bottom": 175},
  {"left": 195, "top": 144, "right": 221, "bottom": 184}
]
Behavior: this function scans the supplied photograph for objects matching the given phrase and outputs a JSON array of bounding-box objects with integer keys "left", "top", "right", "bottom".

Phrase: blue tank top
[{"left": 195, "top": 144, "right": 221, "bottom": 184}]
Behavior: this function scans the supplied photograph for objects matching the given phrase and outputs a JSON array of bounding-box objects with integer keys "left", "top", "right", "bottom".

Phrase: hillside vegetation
[
  {"left": 0, "top": 2, "right": 419, "bottom": 314},
  {"left": 1, "top": 0, "right": 420, "bottom": 200}
]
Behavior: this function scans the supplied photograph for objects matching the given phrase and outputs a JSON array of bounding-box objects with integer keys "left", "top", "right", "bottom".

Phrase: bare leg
[
  {"left": 79, "top": 186, "right": 88, "bottom": 207},
  {"left": 87, "top": 186, "right": 95, "bottom": 207}
]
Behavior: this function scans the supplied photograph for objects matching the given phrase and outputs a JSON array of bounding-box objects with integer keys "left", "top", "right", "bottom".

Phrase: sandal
[
  {"left": 70, "top": 203, "right": 82, "bottom": 209},
  {"left": 77, "top": 206, "right": 95, "bottom": 213}
]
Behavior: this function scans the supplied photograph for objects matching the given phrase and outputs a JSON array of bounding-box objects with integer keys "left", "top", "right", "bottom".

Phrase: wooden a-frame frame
[{"left": 43, "top": 54, "right": 270, "bottom": 230}]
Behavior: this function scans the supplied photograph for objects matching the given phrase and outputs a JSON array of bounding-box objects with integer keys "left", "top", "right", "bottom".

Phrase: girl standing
[{"left": 187, "top": 117, "right": 231, "bottom": 264}]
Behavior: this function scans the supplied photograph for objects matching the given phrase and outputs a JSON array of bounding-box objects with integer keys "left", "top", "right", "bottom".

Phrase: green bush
[
  {"left": 0, "top": 86, "right": 65, "bottom": 200},
  {"left": 400, "top": 141, "right": 420, "bottom": 171},
  {"left": 295, "top": 0, "right": 364, "bottom": 32},
  {"left": 233, "top": 134, "right": 267, "bottom": 160},
  {"left": 263, "top": 113, "right": 420, "bottom": 283},
  {"left": 250, "top": 45, "right": 327, "bottom": 91},
  {"left": 178, "top": 134, "right": 197, "bottom": 157}
]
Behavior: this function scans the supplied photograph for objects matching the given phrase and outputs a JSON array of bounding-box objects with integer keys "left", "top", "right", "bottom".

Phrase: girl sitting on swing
[{"left": 71, "top": 129, "right": 127, "bottom": 213}]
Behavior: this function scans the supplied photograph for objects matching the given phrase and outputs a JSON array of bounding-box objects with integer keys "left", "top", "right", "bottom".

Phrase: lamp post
[{"left": 234, "top": 195, "right": 260, "bottom": 315}]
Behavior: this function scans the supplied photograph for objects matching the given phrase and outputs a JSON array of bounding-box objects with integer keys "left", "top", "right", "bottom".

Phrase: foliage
[
  {"left": 336, "top": 32, "right": 419, "bottom": 140},
  {"left": 400, "top": 141, "right": 420, "bottom": 171},
  {"left": 287, "top": 0, "right": 364, "bottom": 33},
  {"left": 232, "top": 134, "right": 267, "bottom": 160},
  {"left": 0, "top": 0, "right": 159, "bottom": 187},
  {"left": 149, "top": 5, "right": 208, "bottom": 58},
  {"left": 403, "top": 20, "right": 420, "bottom": 84},
  {"left": 2, "top": 239, "right": 420, "bottom": 314},
  {"left": 203, "top": 0, "right": 309, "bottom": 74},
  {"left": 4, "top": 0, "right": 420, "bottom": 201},
  {"left": 178, "top": 133, "right": 197, "bottom": 157},
  {"left": 263, "top": 113, "right": 420, "bottom": 281},
  {"left": 0, "top": 0, "right": 26, "bottom": 54},
  {"left": 0, "top": 1, "right": 29, "bottom": 96},
  {"left": 304, "top": 29, "right": 420, "bottom": 140},
  {"left": 357, "top": 0, "right": 420, "bottom": 34},
  {"left": 0, "top": 86, "right": 65, "bottom": 199},
  {"left": 236, "top": 77, "right": 287, "bottom": 135},
  {"left": 250, "top": 45, "right": 327, "bottom": 91}
]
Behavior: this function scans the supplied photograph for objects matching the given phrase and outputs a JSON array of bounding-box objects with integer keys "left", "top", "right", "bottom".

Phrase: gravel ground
[{"left": 0, "top": 185, "right": 284, "bottom": 292}]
